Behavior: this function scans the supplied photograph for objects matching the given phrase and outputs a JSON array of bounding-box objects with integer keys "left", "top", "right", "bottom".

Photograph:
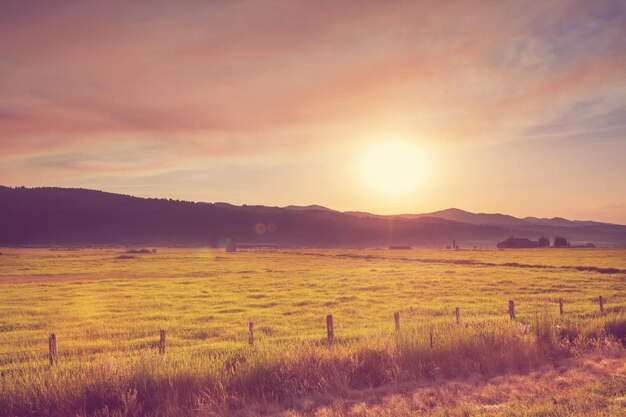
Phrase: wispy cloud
[{"left": 0, "top": 0, "right": 624, "bottom": 221}]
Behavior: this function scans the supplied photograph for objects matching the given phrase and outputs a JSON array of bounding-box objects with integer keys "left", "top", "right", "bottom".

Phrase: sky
[{"left": 1, "top": 1, "right": 625, "bottom": 223}]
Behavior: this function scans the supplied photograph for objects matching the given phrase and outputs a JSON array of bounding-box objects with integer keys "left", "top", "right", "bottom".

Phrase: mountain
[
  {"left": 0, "top": 186, "right": 624, "bottom": 247},
  {"left": 522, "top": 216, "right": 607, "bottom": 228},
  {"left": 400, "top": 208, "right": 527, "bottom": 226},
  {"left": 346, "top": 208, "right": 621, "bottom": 230},
  {"left": 283, "top": 205, "right": 336, "bottom": 212}
]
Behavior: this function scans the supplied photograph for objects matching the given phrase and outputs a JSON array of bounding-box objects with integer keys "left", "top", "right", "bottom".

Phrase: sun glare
[{"left": 358, "top": 139, "right": 430, "bottom": 197}]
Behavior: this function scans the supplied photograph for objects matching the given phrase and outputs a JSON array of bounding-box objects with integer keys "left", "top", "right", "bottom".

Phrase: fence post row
[
  {"left": 44, "top": 296, "right": 619, "bottom": 360},
  {"left": 159, "top": 330, "right": 166, "bottom": 355},
  {"left": 508, "top": 300, "right": 516, "bottom": 320},
  {"left": 326, "top": 314, "right": 334, "bottom": 345},
  {"left": 48, "top": 333, "right": 58, "bottom": 366}
]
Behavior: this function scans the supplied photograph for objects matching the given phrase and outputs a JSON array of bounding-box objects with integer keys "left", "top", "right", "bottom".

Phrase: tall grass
[
  {"left": 1, "top": 248, "right": 625, "bottom": 416},
  {"left": 2, "top": 316, "right": 624, "bottom": 417}
]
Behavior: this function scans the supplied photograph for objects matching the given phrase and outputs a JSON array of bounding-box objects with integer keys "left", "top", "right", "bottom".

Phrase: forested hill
[{"left": 1, "top": 186, "right": 624, "bottom": 247}]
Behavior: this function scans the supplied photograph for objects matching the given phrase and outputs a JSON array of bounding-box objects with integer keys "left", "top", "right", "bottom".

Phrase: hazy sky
[{"left": 1, "top": 1, "right": 625, "bottom": 223}]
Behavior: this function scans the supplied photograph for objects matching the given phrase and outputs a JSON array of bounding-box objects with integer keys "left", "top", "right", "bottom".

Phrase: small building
[
  {"left": 553, "top": 236, "right": 571, "bottom": 248},
  {"left": 497, "top": 236, "right": 539, "bottom": 249}
]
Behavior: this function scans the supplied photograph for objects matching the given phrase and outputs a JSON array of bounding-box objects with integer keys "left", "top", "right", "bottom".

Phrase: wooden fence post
[
  {"left": 326, "top": 314, "right": 334, "bottom": 345},
  {"left": 455, "top": 307, "right": 460, "bottom": 325},
  {"left": 429, "top": 329, "right": 433, "bottom": 349},
  {"left": 159, "top": 330, "right": 166, "bottom": 355},
  {"left": 599, "top": 296, "right": 605, "bottom": 314},
  {"left": 248, "top": 321, "right": 254, "bottom": 345},
  {"left": 508, "top": 300, "right": 516, "bottom": 320},
  {"left": 559, "top": 298, "right": 564, "bottom": 316},
  {"left": 48, "top": 333, "right": 58, "bottom": 366},
  {"left": 394, "top": 312, "right": 400, "bottom": 333}
]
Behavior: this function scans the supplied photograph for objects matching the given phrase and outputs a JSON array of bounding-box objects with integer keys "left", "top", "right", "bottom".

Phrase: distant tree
[
  {"left": 538, "top": 236, "right": 550, "bottom": 248},
  {"left": 553, "top": 236, "right": 570, "bottom": 247}
]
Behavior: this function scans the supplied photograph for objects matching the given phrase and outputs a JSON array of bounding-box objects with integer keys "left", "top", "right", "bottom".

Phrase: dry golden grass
[
  {"left": 276, "top": 348, "right": 626, "bottom": 417},
  {"left": 0, "top": 247, "right": 625, "bottom": 416}
]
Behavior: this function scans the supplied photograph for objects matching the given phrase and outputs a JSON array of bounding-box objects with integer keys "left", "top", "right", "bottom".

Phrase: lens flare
[{"left": 255, "top": 223, "right": 267, "bottom": 234}]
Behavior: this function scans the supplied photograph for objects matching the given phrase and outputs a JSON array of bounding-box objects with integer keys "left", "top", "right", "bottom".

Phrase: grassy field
[{"left": 0, "top": 247, "right": 625, "bottom": 416}]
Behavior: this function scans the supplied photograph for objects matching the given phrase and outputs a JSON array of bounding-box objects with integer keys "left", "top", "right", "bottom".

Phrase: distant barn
[{"left": 497, "top": 236, "right": 539, "bottom": 248}]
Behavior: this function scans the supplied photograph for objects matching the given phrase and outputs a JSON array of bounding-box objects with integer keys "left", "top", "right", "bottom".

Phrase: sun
[{"left": 357, "top": 139, "right": 430, "bottom": 197}]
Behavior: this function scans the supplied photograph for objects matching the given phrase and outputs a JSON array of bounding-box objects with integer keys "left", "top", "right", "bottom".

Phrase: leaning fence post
[
  {"left": 455, "top": 307, "right": 460, "bottom": 325},
  {"left": 48, "top": 333, "right": 58, "bottom": 366},
  {"left": 394, "top": 312, "right": 400, "bottom": 333},
  {"left": 326, "top": 314, "right": 334, "bottom": 345},
  {"left": 559, "top": 298, "right": 564, "bottom": 316},
  {"left": 599, "top": 296, "right": 605, "bottom": 314},
  {"left": 508, "top": 300, "right": 516, "bottom": 320},
  {"left": 248, "top": 321, "right": 254, "bottom": 345},
  {"left": 159, "top": 330, "right": 166, "bottom": 355}
]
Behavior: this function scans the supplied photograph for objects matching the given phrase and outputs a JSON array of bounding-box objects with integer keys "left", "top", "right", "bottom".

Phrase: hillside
[
  {"left": 0, "top": 186, "right": 624, "bottom": 247},
  {"left": 403, "top": 208, "right": 528, "bottom": 225}
]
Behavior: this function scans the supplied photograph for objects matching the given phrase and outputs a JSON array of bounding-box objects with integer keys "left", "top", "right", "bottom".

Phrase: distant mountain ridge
[
  {"left": 402, "top": 208, "right": 528, "bottom": 225},
  {"left": 1, "top": 185, "right": 624, "bottom": 247},
  {"left": 283, "top": 205, "right": 336, "bottom": 212},
  {"left": 308, "top": 206, "right": 617, "bottom": 228},
  {"left": 390, "top": 208, "right": 609, "bottom": 228}
]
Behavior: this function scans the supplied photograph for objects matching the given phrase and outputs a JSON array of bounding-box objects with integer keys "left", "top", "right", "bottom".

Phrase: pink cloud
[{"left": 0, "top": 0, "right": 624, "bottom": 178}]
